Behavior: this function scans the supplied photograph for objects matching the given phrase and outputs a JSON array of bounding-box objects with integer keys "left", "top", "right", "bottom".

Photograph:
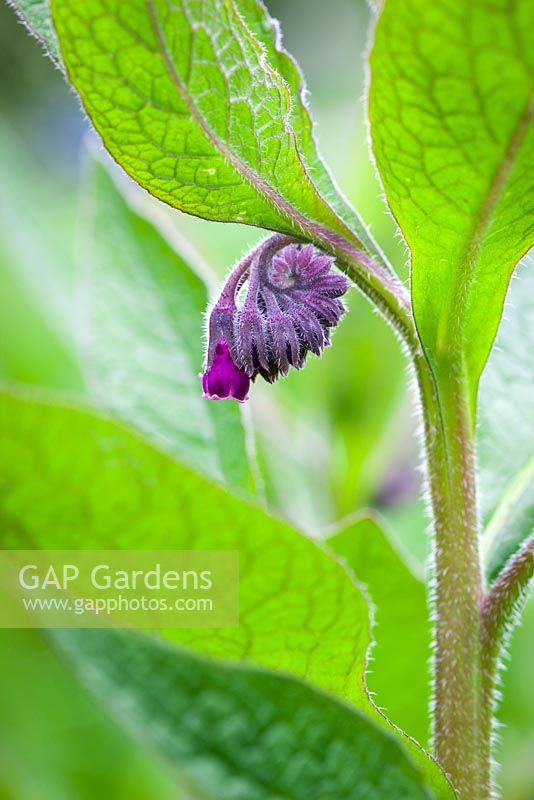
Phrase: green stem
[
  {"left": 321, "top": 236, "right": 509, "bottom": 798},
  {"left": 416, "top": 354, "right": 486, "bottom": 798}
]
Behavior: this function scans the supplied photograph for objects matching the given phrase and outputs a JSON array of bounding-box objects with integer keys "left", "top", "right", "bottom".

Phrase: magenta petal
[{"left": 201, "top": 340, "right": 250, "bottom": 402}]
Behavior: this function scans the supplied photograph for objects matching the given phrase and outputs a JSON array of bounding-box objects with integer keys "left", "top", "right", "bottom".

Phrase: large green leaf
[
  {"left": 478, "top": 252, "right": 534, "bottom": 581},
  {"left": 56, "top": 629, "right": 434, "bottom": 800},
  {"left": 0, "top": 389, "right": 367, "bottom": 698},
  {"left": 50, "top": 0, "right": 366, "bottom": 249},
  {"left": 0, "top": 390, "right": 454, "bottom": 798},
  {"left": 327, "top": 514, "right": 431, "bottom": 748},
  {"left": 80, "top": 151, "right": 254, "bottom": 494},
  {"left": 369, "top": 0, "right": 534, "bottom": 407},
  {"left": 12, "top": 0, "right": 394, "bottom": 275}
]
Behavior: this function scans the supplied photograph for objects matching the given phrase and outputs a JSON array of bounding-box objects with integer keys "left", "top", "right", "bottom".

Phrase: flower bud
[
  {"left": 201, "top": 340, "right": 250, "bottom": 402},
  {"left": 201, "top": 235, "right": 349, "bottom": 400}
]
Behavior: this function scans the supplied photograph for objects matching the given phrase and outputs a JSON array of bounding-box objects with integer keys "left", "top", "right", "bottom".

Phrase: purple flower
[
  {"left": 202, "top": 235, "right": 349, "bottom": 400},
  {"left": 201, "top": 340, "right": 250, "bottom": 402}
]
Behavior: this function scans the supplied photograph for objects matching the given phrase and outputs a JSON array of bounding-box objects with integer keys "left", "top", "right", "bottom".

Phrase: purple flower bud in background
[{"left": 201, "top": 235, "right": 349, "bottom": 400}]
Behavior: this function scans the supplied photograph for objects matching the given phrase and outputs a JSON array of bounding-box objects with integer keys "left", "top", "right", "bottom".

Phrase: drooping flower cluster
[{"left": 201, "top": 235, "right": 349, "bottom": 401}]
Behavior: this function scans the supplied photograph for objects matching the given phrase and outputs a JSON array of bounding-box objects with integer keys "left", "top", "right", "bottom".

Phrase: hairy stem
[
  {"left": 319, "top": 226, "right": 533, "bottom": 798},
  {"left": 482, "top": 532, "right": 534, "bottom": 647},
  {"left": 479, "top": 533, "right": 534, "bottom": 796},
  {"left": 321, "top": 227, "right": 485, "bottom": 796},
  {"left": 306, "top": 221, "right": 527, "bottom": 798},
  {"left": 416, "top": 354, "right": 486, "bottom": 798},
  {"left": 325, "top": 229, "right": 489, "bottom": 793}
]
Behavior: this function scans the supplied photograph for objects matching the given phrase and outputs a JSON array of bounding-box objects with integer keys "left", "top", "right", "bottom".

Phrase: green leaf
[
  {"left": 0, "top": 121, "right": 83, "bottom": 392},
  {"left": 0, "top": 388, "right": 367, "bottom": 699},
  {"left": 0, "top": 238, "right": 79, "bottom": 392},
  {"left": 15, "top": 0, "right": 394, "bottom": 277},
  {"left": 479, "top": 252, "right": 534, "bottom": 581},
  {"left": 0, "top": 390, "right": 454, "bottom": 798},
  {"left": 0, "top": 630, "right": 176, "bottom": 799},
  {"left": 8, "top": 0, "right": 60, "bottom": 62},
  {"left": 56, "top": 629, "right": 435, "bottom": 800},
  {"left": 327, "top": 514, "right": 431, "bottom": 748},
  {"left": 369, "top": 0, "right": 534, "bottom": 407},
  {"left": 50, "top": 0, "right": 364, "bottom": 247},
  {"left": 80, "top": 150, "right": 254, "bottom": 494}
]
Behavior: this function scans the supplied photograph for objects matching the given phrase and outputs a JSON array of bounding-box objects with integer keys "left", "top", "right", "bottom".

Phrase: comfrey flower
[
  {"left": 201, "top": 234, "right": 349, "bottom": 401},
  {"left": 201, "top": 340, "right": 250, "bottom": 401}
]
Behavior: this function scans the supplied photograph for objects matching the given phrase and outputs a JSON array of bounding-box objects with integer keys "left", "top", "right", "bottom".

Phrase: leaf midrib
[
  {"left": 436, "top": 87, "right": 534, "bottom": 361},
  {"left": 145, "top": 0, "right": 363, "bottom": 252}
]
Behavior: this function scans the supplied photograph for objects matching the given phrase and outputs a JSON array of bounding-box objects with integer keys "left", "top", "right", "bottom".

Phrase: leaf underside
[
  {"left": 9, "top": 0, "right": 61, "bottom": 62},
  {"left": 56, "top": 630, "right": 433, "bottom": 800}
]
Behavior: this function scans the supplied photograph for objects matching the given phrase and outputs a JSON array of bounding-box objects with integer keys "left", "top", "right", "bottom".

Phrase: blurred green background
[{"left": 0, "top": 1, "right": 532, "bottom": 797}]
